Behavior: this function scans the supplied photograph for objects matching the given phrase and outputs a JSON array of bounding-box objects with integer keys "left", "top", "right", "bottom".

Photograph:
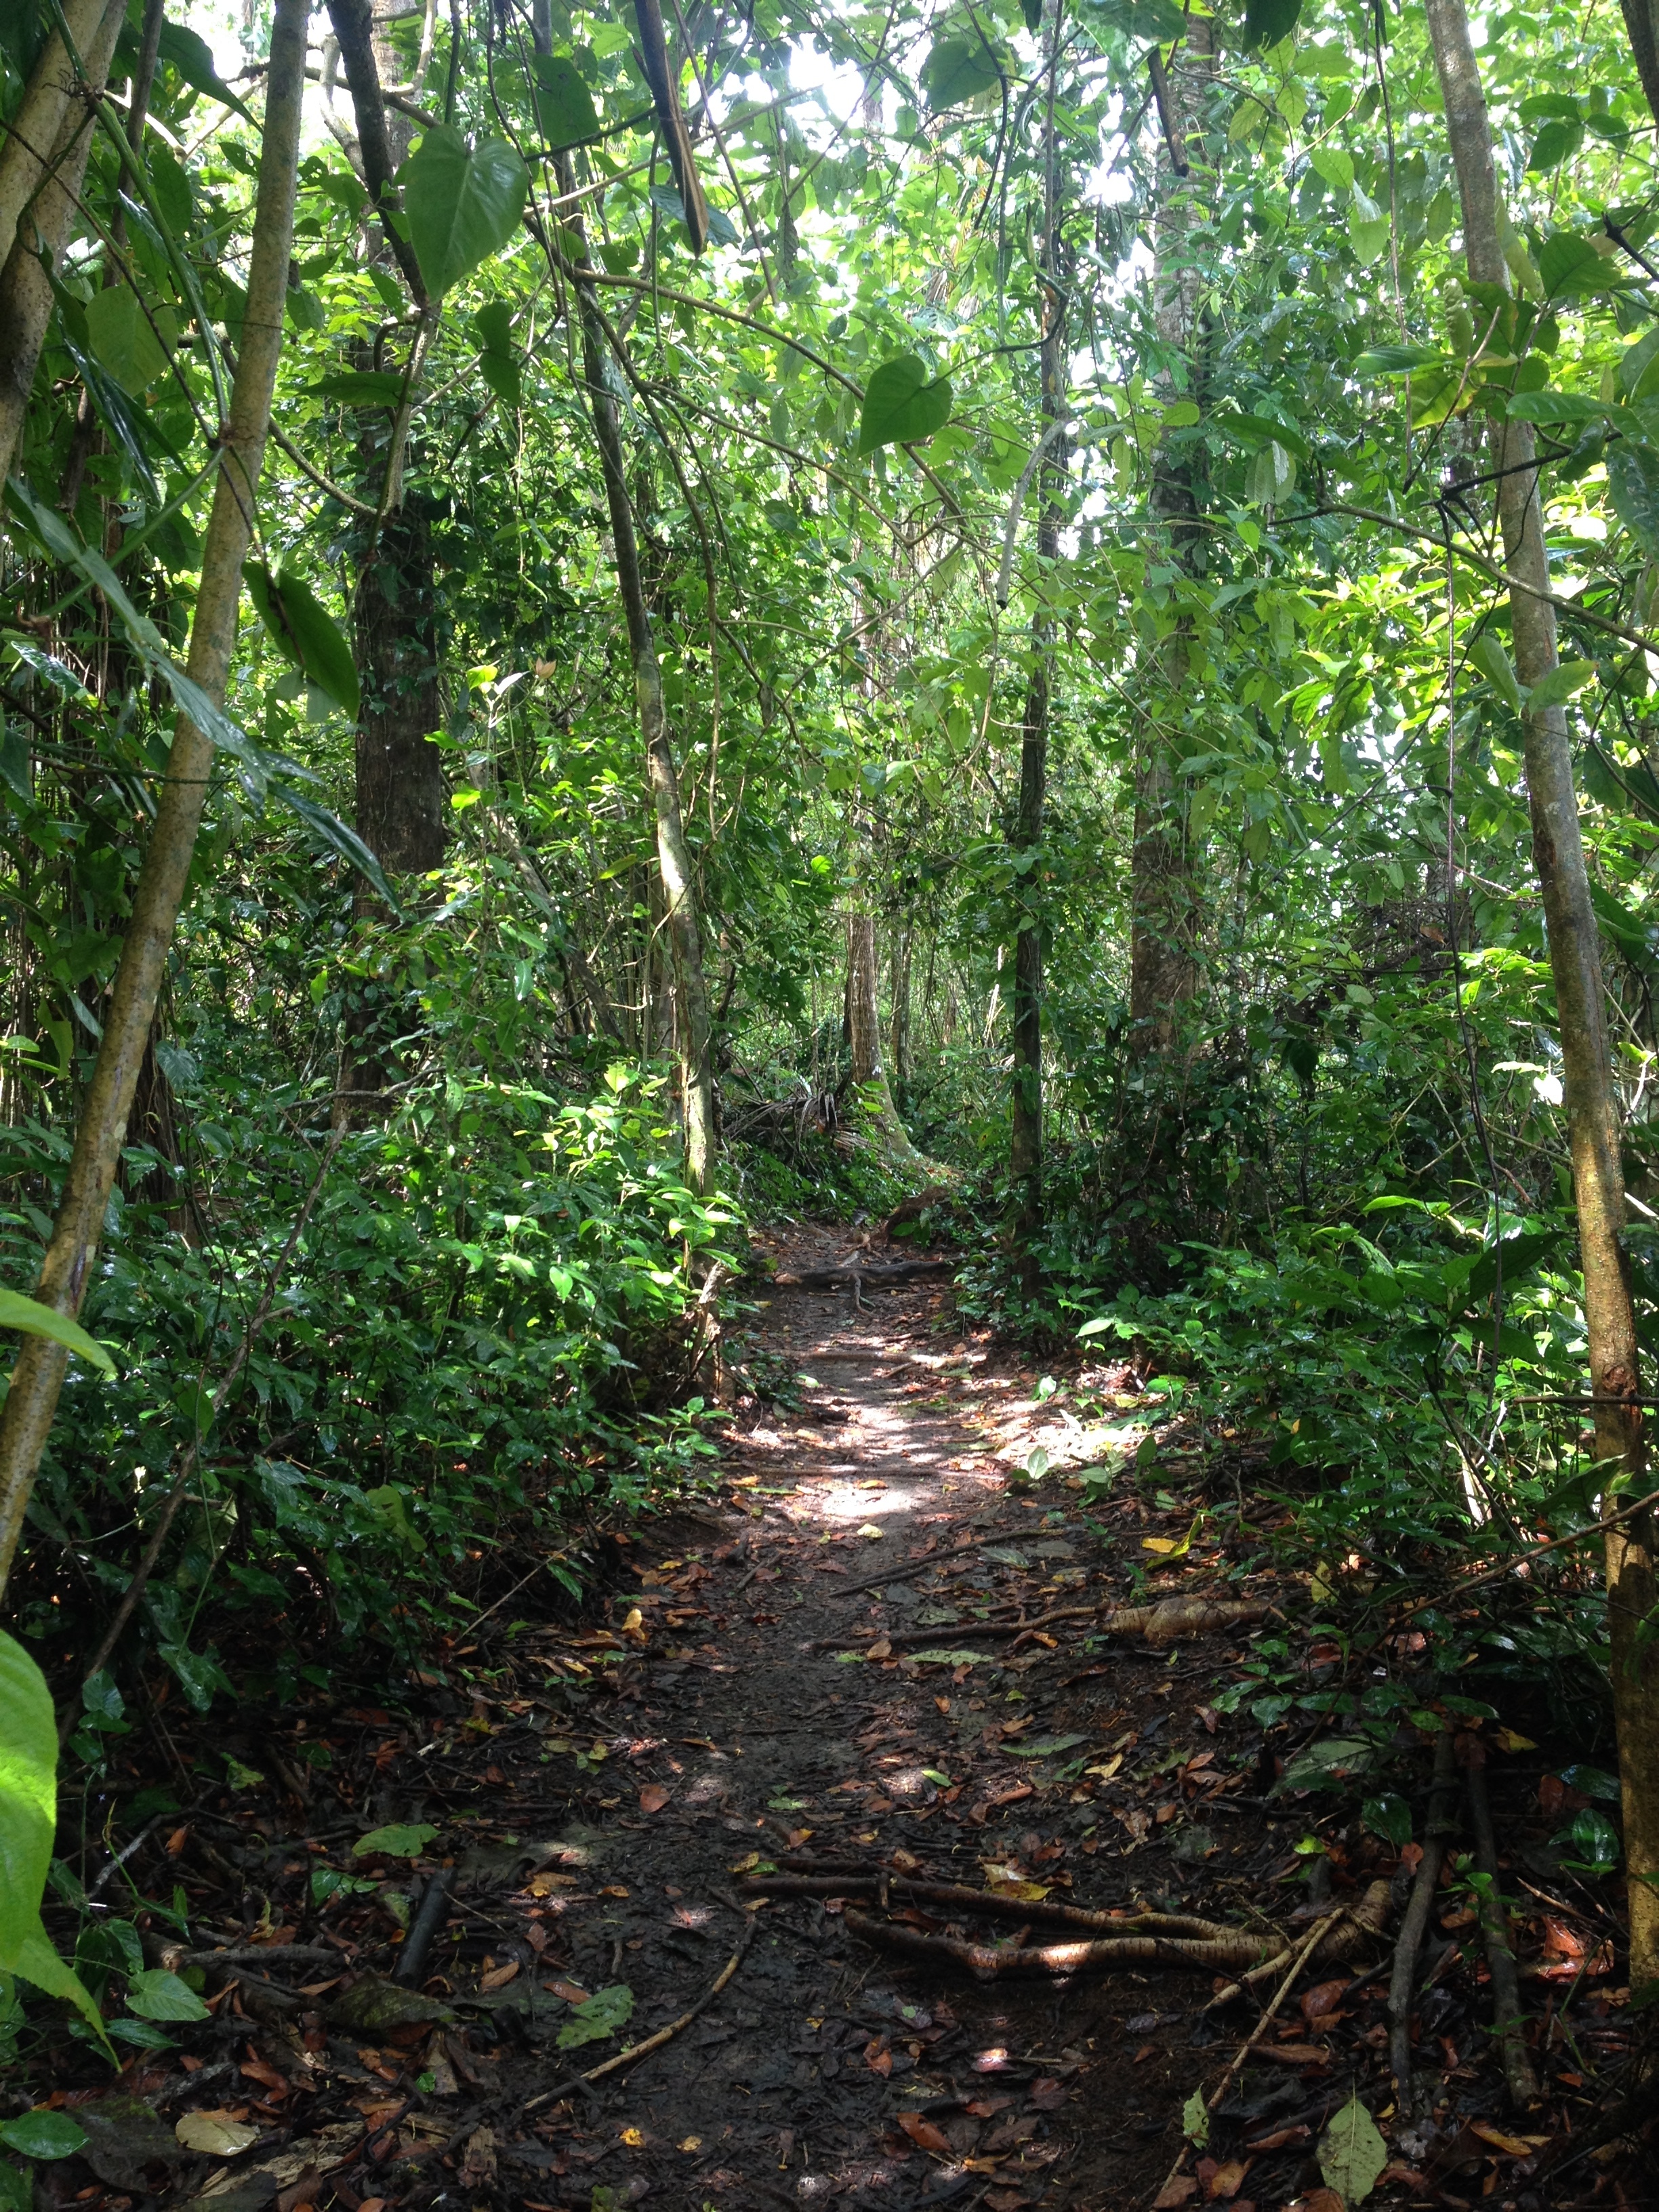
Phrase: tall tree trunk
[
  {"left": 1427, "top": 0, "right": 1658, "bottom": 1991},
  {"left": 550, "top": 154, "right": 716, "bottom": 1195},
  {"left": 1620, "top": 0, "right": 1659, "bottom": 129},
  {"left": 846, "top": 902, "right": 933, "bottom": 1174},
  {"left": 1008, "top": 0, "right": 1067, "bottom": 1284},
  {"left": 0, "top": 0, "right": 125, "bottom": 276},
  {"left": 0, "top": 0, "right": 308, "bottom": 1597},
  {"left": 1128, "top": 20, "right": 1212, "bottom": 1054},
  {"left": 0, "top": 0, "right": 127, "bottom": 490},
  {"left": 890, "top": 926, "right": 912, "bottom": 1088}
]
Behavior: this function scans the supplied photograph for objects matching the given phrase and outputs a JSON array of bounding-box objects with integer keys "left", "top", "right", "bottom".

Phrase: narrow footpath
[{"left": 47, "top": 1227, "right": 1616, "bottom": 2212}]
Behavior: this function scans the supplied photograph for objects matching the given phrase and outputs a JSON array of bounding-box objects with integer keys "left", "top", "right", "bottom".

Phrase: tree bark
[
  {"left": 352, "top": 507, "right": 445, "bottom": 872},
  {"left": 1620, "top": 0, "right": 1659, "bottom": 131},
  {"left": 0, "top": 0, "right": 309, "bottom": 1599},
  {"left": 1427, "top": 0, "right": 1658, "bottom": 1991},
  {"left": 1128, "top": 20, "right": 1212, "bottom": 1055},
  {"left": 0, "top": 0, "right": 125, "bottom": 276},
  {"left": 1008, "top": 0, "right": 1067, "bottom": 1282},
  {"left": 550, "top": 156, "right": 716, "bottom": 1195},
  {"left": 0, "top": 0, "right": 127, "bottom": 490},
  {"left": 889, "top": 926, "right": 912, "bottom": 1088}
]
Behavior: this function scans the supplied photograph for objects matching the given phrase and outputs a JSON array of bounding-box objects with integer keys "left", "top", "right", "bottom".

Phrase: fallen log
[
  {"left": 842, "top": 1880, "right": 1391, "bottom": 1985},
  {"left": 773, "top": 1259, "right": 956, "bottom": 1290},
  {"left": 815, "top": 1593, "right": 1267, "bottom": 1655},
  {"left": 740, "top": 1872, "right": 1248, "bottom": 1941}
]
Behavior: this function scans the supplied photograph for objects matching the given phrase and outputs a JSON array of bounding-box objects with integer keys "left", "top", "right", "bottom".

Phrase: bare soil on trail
[{"left": 36, "top": 1225, "right": 1646, "bottom": 2212}]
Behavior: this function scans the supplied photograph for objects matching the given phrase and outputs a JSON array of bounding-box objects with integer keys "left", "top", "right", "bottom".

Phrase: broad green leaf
[
  {"left": 920, "top": 33, "right": 1001, "bottom": 112},
  {"left": 84, "top": 287, "right": 171, "bottom": 396},
  {"left": 1608, "top": 441, "right": 1659, "bottom": 552},
  {"left": 1161, "top": 400, "right": 1200, "bottom": 428},
  {"left": 533, "top": 54, "right": 600, "bottom": 148},
  {"left": 858, "top": 356, "right": 953, "bottom": 453},
  {"left": 1243, "top": 0, "right": 1301, "bottom": 49},
  {"left": 245, "top": 566, "right": 359, "bottom": 719},
  {"left": 1504, "top": 388, "right": 1608, "bottom": 425},
  {"left": 1525, "top": 659, "right": 1596, "bottom": 710},
  {"left": 0, "top": 2111, "right": 88, "bottom": 2160},
  {"left": 156, "top": 21, "right": 251, "bottom": 119},
  {"left": 354, "top": 1822, "right": 438, "bottom": 1858},
  {"left": 1309, "top": 145, "right": 1353, "bottom": 192},
  {"left": 125, "top": 1968, "right": 210, "bottom": 2022},
  {"left": 12, "top": 1917, "right": 114, "bottom": 2047},
  {"left": 1528, "top": 117, "right": 1584, "bottom": 171},
  {"left": 1467, "top": 631, "right": 1523, "bottom": 712},
  {"left": 306, "top": 369, "right": 406, "bottom": 408},
  {"left": 1351, "top": 211, "right": 1390, "bottom": 265},
  {"left": 1462, "top": 1229, "right": 1563, "bottom": 1308},
  {"left": 1317, "top": 2093, "right": 1387, "bottom": 2205},
  {"left": 1563, "top": 1806, "right": 1621, "bottom": 1872},
  {"left": 1352, "top": 344, "right": 1444, "bottom": 375},
  {"left": 398, "top": 127, "right": 529, "bottom": 300},
  {"left": 478, "top": 351, "right": 522, "bottom": 408},
  {"left": 0, "top": 1289, "right": 115, "bottom": 1374},
  {"left": 474, "top": 302, "right": 515, "bottom": 356},
  {"left": 556, "top": 1982, "right": 634, "bottom": 2049},
  {"left": 0, "top": 1634, "right": 56, "bottom": 1971},
  {"left": 1538, "top": 230, "right": 1609, "bottom": 298},
  {"left": 1361, "top": 1793, "right": 1412, "bottom": 1847},
  {"left": 1181, "top": 2088, "right": 1210, "bottom": 2147}
]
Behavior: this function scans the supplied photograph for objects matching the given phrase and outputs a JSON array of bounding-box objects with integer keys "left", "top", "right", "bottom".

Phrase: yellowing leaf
[
  {"left": 1494, "top": 1727, "right": 1538, "bottom": 1753},
  {"left": 858, "top": 1523, "right": 884, "bottom": 1540},
  {"left": 619, "top": 2126, "right": 646, "bottom": 2148},
  {"left": 1143, "top": 1519, "right": 1195, "bottom": 1559},
  {"left": 1085, "top": 1753, "right": 1124, "bottom": 1780},
  {"left": 175, "top": 2113, "right": 262, "bottom": 2157}
]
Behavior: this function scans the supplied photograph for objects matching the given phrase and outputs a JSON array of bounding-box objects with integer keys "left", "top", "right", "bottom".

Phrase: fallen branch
[
  {"left": 524, "top": 1907, "right": 756, "bottom": 2112},
  {"left": 741, "top": 1872, "right": 1251, "bottom": 1941},
  {"left": 1208, "top": 1881, "right": 1393, "bottom": 2003},
  {"left": 1467, "top": 1757, "right": 1540, "bottom": 2109},
  {"left": 1152, "top": 1910, "right": 1345, "bottom": 2209},
  {"left": 832, "top": 1525, "right": 1025, "bottom": 1603},
  {"left": 817, "top": 1593, "right": 1267, "bottom": 1655},
  {"left": 774, "top": 1258, "right": 956, "bottom": 1290},
  {"left": 1389, "top": 1729, "right": 1459, "bottom": 2115}
]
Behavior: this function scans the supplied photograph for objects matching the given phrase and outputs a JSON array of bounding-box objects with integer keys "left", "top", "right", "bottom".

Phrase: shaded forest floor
[{"left": 26, "top": 1228, "right": 1652, "bottom": 2212}]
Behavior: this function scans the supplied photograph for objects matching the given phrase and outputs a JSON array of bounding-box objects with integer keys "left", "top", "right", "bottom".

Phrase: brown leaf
[
  {"left": 479, "top": 1961, "right": 520, "bottom": 1992},
  {"left": 1255, "top": 2043, "right": 1328, "bottom": 2067},
  {"left": 1298, "top": 1980, "right": 1349, "bottom": 2024},
  {"left": 638, "top": 1784, "right": 671, "bottom": 1814},
  {"left": 865, "top": 2035, "right": 893, "bottom": 2078},
  {"left": 1027, "top": 2079, "right": 1067, "bottom": 2110},
  {"left": 898, "top": 2112, "right": 951, "bottom": 2154},
  {"left": 1206, "top": 2159, "right": 1252, "bottom": 2200},
  {"left": 1151, "top": 2179, "right": 1199, "bottom": 2209},
  {"left": 1284, "top": 2194, "right": 1345, "bottom": 2212}
]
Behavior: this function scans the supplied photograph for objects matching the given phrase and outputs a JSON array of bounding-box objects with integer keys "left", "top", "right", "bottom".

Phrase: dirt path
[{"left": 54, "top": 1227, "right": 1602, "bottom": 2212}]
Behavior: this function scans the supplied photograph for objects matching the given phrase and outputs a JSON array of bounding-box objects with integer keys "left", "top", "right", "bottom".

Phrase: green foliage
[
  {"left": 859, "top": 356, "right": 954, "bottom": 453},
  {"left": 354, "top": 1824, "right": 438, "bottom": 1858},
  {"left": 398, "top": 127, "right": 530, "bottom": 299},
  {"left": 556, "top": 1982, "right": 634, "bottom": 2049}
]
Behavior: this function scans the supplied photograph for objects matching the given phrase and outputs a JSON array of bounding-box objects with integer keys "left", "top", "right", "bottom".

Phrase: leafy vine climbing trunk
[
  {"left": 549, "top": 152, "right": 716, "bottom": 1195},
  {"left": 1426, "top": 0, "right": 1659, "bottom": 1989},
  {"left": 1008, "top": 0, "right": 1067, "bottom": 1283},
  {"left": 0, "top": 0, "right": 310, "bottom": 1597},
  {"left": 1128, "top": 19, "right": 1213, "bottom": 1055}
]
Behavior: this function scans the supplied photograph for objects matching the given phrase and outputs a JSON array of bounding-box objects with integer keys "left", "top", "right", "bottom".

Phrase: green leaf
[
  {"left": 12, "top": 1914, "right": 114, "bottom": 2047},
  {"left": 478, "top": 351, "right": 522, "bottom": 408},
  {"left": 1608, "top": 441, "right": 1659, "bottom": 552},
  {"left": 0, "top": 1633, "right": 56, "bottom": 1973},
  {"left": 1351, "top": 344, "right": 1444, "bottom": 375},
  {"left": 1462, "top": 1229, "right": 1563, "bottom": 1309},
  {"left": 0, "top": 1288, "right": 115, "bottom": 1374},
  {"left": 125, "top": 1968, "right": 209, "bottom": 2022},
  {"left": 245, "top": 566, "right": 359, "bottom": 718},
  {"left": 1361, "top": 1792, "right": 1412, "bottom": 1847},
  {"left": 1538, "top": 230, "right": 1608, "bottom": 299},
  {"left": 1504, "top": 388, "right": 1609, "bottom": 424},
  {"left": 83, "top": 287, "right": 171, "bottom": 396},
  {"left": 306, "top": 369, "right": 407, "bottom": 408},
  {"left": 474, "top": 301, "right": 514, "bottom": 356},
  {"left": 1317, "top": 2093, "right": 1387, "bottom": 2206},
  {"left": 1309, "top": 146, "right": 1353, "bottom": 192},
  {"left": 1558, "top": 1763, "right": 1623, "bottom": 1802},
  {"left": 858, "top": 355, "right": 953, "bottom": 453},
  {"left": 1181, "top": 2088, "right": 1210, "bottom": 2148},
  {"left": 0, "top": 2111, "right": 88, "bottom": 2160},
  {"left": 532, "top": 54, "right": 600, "bottom": 148},
  {"left": 920, "top": 33, "right": 1002, "bottom": 112},
  {"left": 556, "top": 1982, "right": 634, "bottom": 2049},
  {"left": 1467, "top": 631, "right": 1523, "bottom": 712},
  {"left": 398, "top": 127, "right": 529, "bottom": 300},
  {"left": 1243, "top": 0, "right": 1302, "bottom": 49},
  {"left": 1563, "top": 1805, "right": 1621, "bottom": 1872},
  {"left": 1525, "top": 659, "right": 1596, "bottom": 710},
  {"left": 1528, "top": 117, "right": 1584, "bottom": 171},
  {"left": 353, "top": 1822, "right": 438, "bottom": 1858},
  {"left": 156, "top": 21, "right": 252, "bottom": 119}
]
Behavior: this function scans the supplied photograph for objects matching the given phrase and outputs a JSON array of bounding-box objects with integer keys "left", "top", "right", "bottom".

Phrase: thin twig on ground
[
  {"left": 1389, "top": 1728, "right": 1460, "bottom": 2114},
  {"left": 1467, "top": 1755, "right": 1541, "bottom": 2108}
]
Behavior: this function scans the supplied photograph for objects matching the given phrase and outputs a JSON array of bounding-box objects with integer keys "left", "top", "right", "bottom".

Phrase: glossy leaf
[
  {"left": 399, "top": 127, "right": 530, "bottom": 300},
  {"left": 858, "top": 356, "right": 953, "bottom": 453},
  {"left": 0, "top": 1290, "right": 115, "bottom": 1374},
  {"left": 125, "top": 1968, "right": 210, "bottom": 2022},
  {"left": 245, "top": 566, "right": 359, "bottom": 719}
]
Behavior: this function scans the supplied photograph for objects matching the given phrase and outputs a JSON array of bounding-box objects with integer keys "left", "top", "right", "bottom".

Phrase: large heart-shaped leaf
[
  {"left": 533, "top": 54, "right": 600, "bottom": 148},
  {"left": 1244, "top": 0, "right": 1303, "bottom": 48},
  {"left": 920, "top": 32, "right": 1002, "bottom": 112},
  {"left": 84, "top": 288, "right": 171, "bottom": 397},
  {"left": 399, "top": 127, "right": 529, "bottom": 300},
  {"left": 245, "top": 566, "right": 359, "bottom": 719},
  {"left": 858, "top": 356, "right": 953, "bottom": 453}
]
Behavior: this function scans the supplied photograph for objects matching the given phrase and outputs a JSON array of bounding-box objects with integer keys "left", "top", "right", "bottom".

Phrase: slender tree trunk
[
  {"left": 0, "top": 0, "right": 309, "bottom": 1599},
  {"left": 0, "top": 0, "right": 127, "bottom": 490},
  {"left": 1008, "top": 0, "right": 1067, "bottom": 1284},
  {"left": 890, "top": 926, "right": 912, "bottom": 1088},
  {"left": 1427, "top": 0, "right": 1658, "bottom": 1990},
  {"left": 1129, "top": 20, "right": 1212, "bottom": 1054},
  {"left": 0, "top": 0, "right": 125, "bottom": 276},
  {"left": 1620, "top": 0, "right": 1659, "bottom": 129},
  {"left": 845, "top": 903, "right": 929, "bottom": 1172},
  {"left": 551, "top": 155, "right": 716, "bottom": 1195}
]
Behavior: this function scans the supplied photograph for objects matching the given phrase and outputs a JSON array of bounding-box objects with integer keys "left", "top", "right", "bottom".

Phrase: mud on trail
[{"left": 32, "top": 1227, "right": 1643, "bottom": 2212}]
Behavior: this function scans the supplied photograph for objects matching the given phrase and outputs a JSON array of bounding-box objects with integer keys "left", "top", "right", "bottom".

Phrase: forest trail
[{"left": 39, "top": 1232, "right": 1626, "bottom": 2210}]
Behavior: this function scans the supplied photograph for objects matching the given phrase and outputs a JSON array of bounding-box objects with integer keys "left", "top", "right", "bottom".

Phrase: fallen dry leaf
[
  {"left": 1255, "top": 2043, "right": 1328, "bottom": 2067},
  {"left": 897, "top": 2112, "right": 952, "bottom": 2154},
  {"left": 544, "top": 1978, "right": 591, "bottom": 2004},
  {"left": 479, "top": 1961, "right": 520, "bottom": 1992},
  {"left": 175, "top": 2112, "right": 262, "bottom": 2156},
  {"left": 1469, "top": 2122, "right": 1549, "bottom": 2156},
  {"left": 638, "top": 1784, "right": 670, "bottom": 1814},
  {"left": 1205, "top": 2157, "right": 1252, "bottom": 2200},
  {"left": 1151, "top": 2179, "right": 1199, "bottom": 2210}
]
